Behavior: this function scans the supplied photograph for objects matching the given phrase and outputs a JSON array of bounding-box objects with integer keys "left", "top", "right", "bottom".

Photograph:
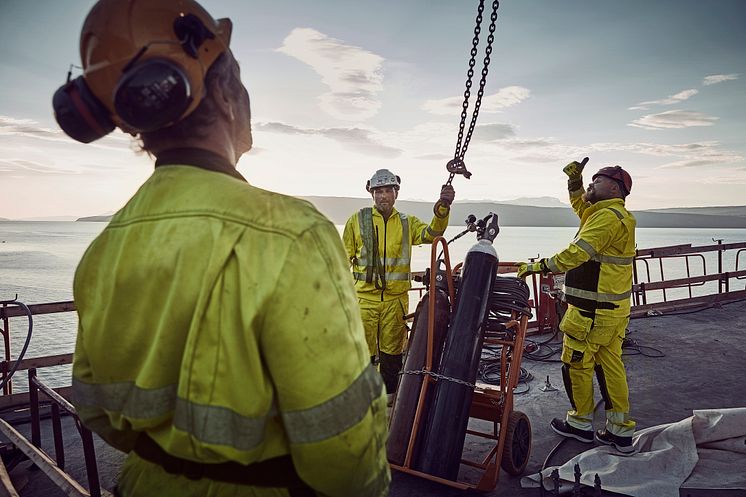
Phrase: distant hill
[
  {"left": 74, "top": 197, "right": 746, "bottom": 229},
  {"left": 301, "top": 196, "right": 746, "bottom": 229},
  {"left": 76, "top": 216, "right": 113, "bottom": 222},
  {"left": 19, "top": 215, "right": 78, "bottom": 221},
  {"left": 0, "top": 217, "right": 9, "bottom": 221},
  {"left": 500, "top": 196, "right": 569, "bottom": 208},
  {"left": 642, "top": 206, "right": 746, "bottom": 217}
]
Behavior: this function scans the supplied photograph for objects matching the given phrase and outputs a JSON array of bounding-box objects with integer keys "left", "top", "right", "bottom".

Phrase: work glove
[
  {"left": 517, "top": 259, "right": 548, "bottom": 279},
  {"left": 433, "top": 184, "right": 455, "bottom": 218},
  {"left": 439, "top": 184, "right": 455, "bottom": 207},
  {"left": 563, "top": 158, "right": 588, "bottom": 192}
]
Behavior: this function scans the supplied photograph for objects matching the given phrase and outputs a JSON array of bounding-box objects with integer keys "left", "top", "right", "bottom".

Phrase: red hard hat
[{"left": 593, "top": 166, "right": 632, "bottom": 196}]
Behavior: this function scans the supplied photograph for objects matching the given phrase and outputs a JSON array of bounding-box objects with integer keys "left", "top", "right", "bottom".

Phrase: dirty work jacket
[
  {"left": 544, "top": 187, "right": 636, "bottom": 340},
  {"left": 342, "top": 204, "right": 450, "bottom": 301},
  {"left": 71, "top": 164, "right": 389, "bottom": 497}
]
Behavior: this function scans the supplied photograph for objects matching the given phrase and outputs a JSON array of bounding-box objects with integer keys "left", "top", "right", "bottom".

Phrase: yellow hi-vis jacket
[
  {"left": 544, "top": 184, "right": 636, "bottom": 340},
  {"left": 342, "top": 204, "right": 450, "bottom": 301},
  {"left": 71, "top": 165, "right": 389, "bottom": 496}
]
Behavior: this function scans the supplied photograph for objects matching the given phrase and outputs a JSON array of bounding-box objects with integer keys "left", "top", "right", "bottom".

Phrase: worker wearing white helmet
[{"left": 343, "top": 169, "right": 455, "bottom": 403}]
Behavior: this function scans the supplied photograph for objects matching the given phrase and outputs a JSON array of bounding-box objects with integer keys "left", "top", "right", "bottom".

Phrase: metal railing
[{"left": 0, "top": 301, "right": 106, "bottom": 497}]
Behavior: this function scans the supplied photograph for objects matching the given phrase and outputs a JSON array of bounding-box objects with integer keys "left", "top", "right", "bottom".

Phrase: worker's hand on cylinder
[
  {"left": 562, "top": 160, "right": 586, "bottom": 180},
  {"left": 517, "top": 260, "right": 546, "bottom": 279},
  {"left": 439, "top": 184, "right": 455, "bottom": 207}
]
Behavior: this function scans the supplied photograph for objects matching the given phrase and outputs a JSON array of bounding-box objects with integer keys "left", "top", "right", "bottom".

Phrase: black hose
[{"left": 0, "top": 296, "right": 34, "bottom": 391}]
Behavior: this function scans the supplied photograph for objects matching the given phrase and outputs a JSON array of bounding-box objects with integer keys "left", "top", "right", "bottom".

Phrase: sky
[{"left": 1, "top": 0, "right": 745, "bottom": 219}]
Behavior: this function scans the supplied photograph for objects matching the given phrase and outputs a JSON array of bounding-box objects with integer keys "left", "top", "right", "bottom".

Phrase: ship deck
[{"left": 2, "top": 298, "right": 746, "bottom": 497}]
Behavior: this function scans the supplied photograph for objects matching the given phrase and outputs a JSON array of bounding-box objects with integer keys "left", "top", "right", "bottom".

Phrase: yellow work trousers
[
  {"left": 357, "top": 295, "right": 409, "bottom": 356},
  {"left": 560, "top": 316, "right": 636, "bottom": 437}
]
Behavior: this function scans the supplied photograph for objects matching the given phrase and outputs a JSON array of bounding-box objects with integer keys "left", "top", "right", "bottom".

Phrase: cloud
[
  {"left": 628, "top": 110, "right": 718, "bottom": 130},
  {"left": 0, "top": 158, "right": 81, "bottom": 176},
  {"left": 472, "top": 123, "right": 517, "bottom": 141},
  {"left": 413, "top": 153, "right": 452, "bottom": 161},
  {"left": 702, "top": 73, "right": 739, "bottom": 86},
  {"left": 0, "top": 115, "right": 132, "bottom": 151},
  {"left": 276, "top": 28, "right": 384, "bottom": 121},
  {"left": 255, "top": 121, "right": 401, "bottom": 158},
  {"left": 422, "top": 86, "right": 530, "bottom": 115},
  {"left": 628, "top": 89, "right": 698, "bottom": 110},
  {"left": 0, "top": 116, "right": 66, "bottom": 141}
]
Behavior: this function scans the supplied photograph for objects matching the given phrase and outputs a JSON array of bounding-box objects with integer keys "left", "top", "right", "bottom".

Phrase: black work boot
[
  {"left": 595, "top": 429, "right": 635, "bottom": 453},
  {"left": 378, "top": 352, "right": 403, "bottom": 395},
  {"left": 550, "top": 418, "right": 593, "bottom": 443}
]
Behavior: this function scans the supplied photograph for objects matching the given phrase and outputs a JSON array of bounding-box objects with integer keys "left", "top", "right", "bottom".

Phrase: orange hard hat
[
  {"left": 79, "top": 0, "right": 232, "bottom": 131},
  {"left": 593, "top": 166, "right": 632, "bottom": 196}
]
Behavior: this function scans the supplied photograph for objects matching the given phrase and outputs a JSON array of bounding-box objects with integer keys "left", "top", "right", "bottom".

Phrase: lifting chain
[
  {"left": 402, "top": 368, "right": 477, "bottom": 389},
  {"left": 446, "top": 0, "right": 500, "bottom": 186}
]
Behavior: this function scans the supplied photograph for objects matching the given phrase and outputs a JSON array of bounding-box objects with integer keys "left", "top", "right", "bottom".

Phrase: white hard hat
[{"left": 366, "top": 169, "right": 401, "bottom": 192}]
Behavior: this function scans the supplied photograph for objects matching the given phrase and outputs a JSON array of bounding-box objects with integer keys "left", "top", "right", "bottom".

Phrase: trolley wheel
[{"left": 500, "top": 410, "right": 531, "bottom": 475}]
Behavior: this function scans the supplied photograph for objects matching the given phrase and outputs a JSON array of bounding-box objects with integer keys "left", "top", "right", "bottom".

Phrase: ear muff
[
  {"left": 113, "top": 59, "right": 193, "bottom": 133},
  {"left": 52, "top": 76, "right": 115, "bottom": 143}
]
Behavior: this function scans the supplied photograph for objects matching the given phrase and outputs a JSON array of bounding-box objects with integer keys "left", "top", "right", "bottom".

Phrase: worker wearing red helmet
[
  {"left": 63, "top": 1, "right": 389, "bottom": 495},
  {"left": 518, "top": 159, "right": 637, "bottom": 453}
]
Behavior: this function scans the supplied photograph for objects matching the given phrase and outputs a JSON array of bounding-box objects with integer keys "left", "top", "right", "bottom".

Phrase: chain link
[
  {"left": 401, "top": 369, "right": 476, "bottom": 389},
  {"left": 447, "top": 0, "right": 500, "bottom": 185}
]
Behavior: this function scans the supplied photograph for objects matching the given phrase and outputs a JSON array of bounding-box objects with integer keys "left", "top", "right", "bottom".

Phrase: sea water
[{"left": 2, "top": 220, "right": 746, "bottom": 389}]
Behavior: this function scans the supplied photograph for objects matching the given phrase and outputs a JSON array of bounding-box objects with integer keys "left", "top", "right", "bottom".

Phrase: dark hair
[{"left": 138, "top": 52, "right": 240, "bottom": 153}]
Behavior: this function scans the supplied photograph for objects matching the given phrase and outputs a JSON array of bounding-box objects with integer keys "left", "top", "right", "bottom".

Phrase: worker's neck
[{"left": 148, "top": 124, "right": 240, "bottom": 168}]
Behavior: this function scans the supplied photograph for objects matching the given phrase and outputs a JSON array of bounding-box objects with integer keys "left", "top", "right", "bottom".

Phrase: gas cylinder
[
  {"left": 387, "top": 282, "right": 450, "bottom": 465},
  {"left": 415, "top": 237, "right": 498, "bottom": 479}
]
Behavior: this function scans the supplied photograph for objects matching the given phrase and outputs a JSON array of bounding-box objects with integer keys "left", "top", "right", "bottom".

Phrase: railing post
[
  {"left": 28, "top": 368, "right": 41, "bottom": 448},
  {"left": 1, "top": 304, "right": 11, "bottom": 394},
  {"left": 78, "top": 421, "right": 102, "bottom": 497},
  {"left": 51, "top": 402, "right": 66, "bottom": 470}
]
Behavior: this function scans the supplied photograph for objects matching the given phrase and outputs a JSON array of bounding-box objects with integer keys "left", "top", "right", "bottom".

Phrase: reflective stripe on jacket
[
  {"left": 342, "top": 205, "right": 449, "bottom": 300},
  {"left": 71, "top": 165, "right": 389, "bottom": 497},
  {"left": 545, "top": 193, "right": 636, "bottom": 321}
]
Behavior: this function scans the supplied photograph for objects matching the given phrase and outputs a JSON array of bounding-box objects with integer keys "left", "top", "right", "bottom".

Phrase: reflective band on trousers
[
  {"left": 72, "top": 364, "right": 382, "bottom": 450},
  {"left": 574, "top": 239, "right": 634, "bottom": 265},
  {"left": 563, "top": 286, "right": 632, "bottom": 302}
]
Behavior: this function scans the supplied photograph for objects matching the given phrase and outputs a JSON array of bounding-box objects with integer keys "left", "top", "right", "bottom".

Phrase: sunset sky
[{"left": 1, "top": 0, "right": 744, "bottom": 219}]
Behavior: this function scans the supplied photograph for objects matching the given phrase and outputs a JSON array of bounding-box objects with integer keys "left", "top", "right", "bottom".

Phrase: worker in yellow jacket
[
  {"left": 343, "top": 169, "right": 455, "bottom": 403},
  {"left": 60, "top": 1, "right": 389, "bottom": 495},
  {"left": 518, "top": 160, "right": 637, "bottom": 453}
]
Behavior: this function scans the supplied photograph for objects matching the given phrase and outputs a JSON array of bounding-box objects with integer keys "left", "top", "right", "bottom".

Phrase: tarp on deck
[{"left": 521, "top": 407, "right": 746, "bottom": 497}]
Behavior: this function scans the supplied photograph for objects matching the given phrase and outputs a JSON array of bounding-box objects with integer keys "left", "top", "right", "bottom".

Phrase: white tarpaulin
[{"left": 521, "top": 408, "right": 746, "bottom": 497}]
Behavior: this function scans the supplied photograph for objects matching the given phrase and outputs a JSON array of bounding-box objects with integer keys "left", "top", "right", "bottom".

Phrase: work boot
[
  {"left": 550, "top": 418, "right": 593, "bottom": 443},
  {"left": 387, "top": 393, "right": 395, "bottom": 407},
  {"left": 595, "top": 429, "right": 635, "bottom": 454}
]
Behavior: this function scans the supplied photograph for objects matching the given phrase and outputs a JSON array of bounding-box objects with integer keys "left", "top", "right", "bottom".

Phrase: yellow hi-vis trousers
[
  {"left": 357, "top": 295, "right": 409, "bottom": 356},
  {"left": 561, "top": 317, "right": 636, "bottom": 437}
]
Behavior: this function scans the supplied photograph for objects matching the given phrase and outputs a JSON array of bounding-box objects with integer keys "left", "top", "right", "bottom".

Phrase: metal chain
[
  {"left": 447, "top": 0, "right": 500, "bottom": 185},
  {"left": 402, "top": 369, "right": 476, "bottom": 389}
]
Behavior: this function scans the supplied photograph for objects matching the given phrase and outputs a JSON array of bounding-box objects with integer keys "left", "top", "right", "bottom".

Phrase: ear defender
[
  {"left": 113, "top": 59, "right": 193, "bottom": 132},
  {"left": 52, "top": 76, "right": 115, "bottom": 143},
  {"left": 53, "top": 11, "right": 225, "bottom": 142}
]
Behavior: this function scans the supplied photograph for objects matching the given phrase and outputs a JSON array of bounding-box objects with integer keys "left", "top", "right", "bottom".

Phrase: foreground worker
[
  {"left": 518, "top": 160, "right": 637, "bottom": 453},
  {"left": 58, "top": 1, "right": 388, "bottom": 495},
  {"left": 343, "top": 170, "right": 454, "bottom": 402}
]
